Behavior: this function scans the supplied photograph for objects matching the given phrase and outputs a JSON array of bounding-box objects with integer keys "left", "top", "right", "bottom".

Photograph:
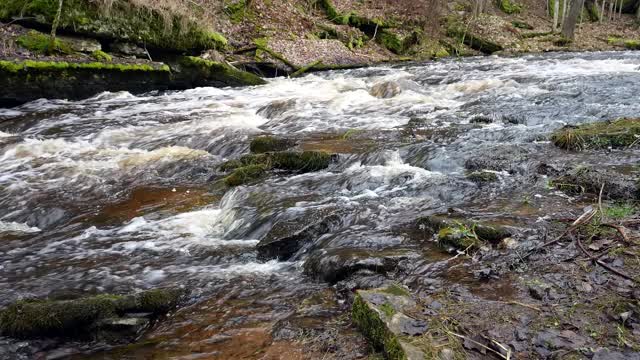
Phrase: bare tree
[
  {"left": 600, "top": 0, "right": 606, "bottom": 22},
  {"left": 554, "top": 0, "right": 561, "bottom": 30},
  {"left": 562, "top": 0, "right": 585, "bottom": 39},
  {"left": 49, "top": 0, "right": 63, "bottom": 54}
]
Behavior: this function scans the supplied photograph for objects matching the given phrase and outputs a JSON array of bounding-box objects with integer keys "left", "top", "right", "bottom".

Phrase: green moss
[
  {"left": 381, "top": 284, "right": 410, "bottom": 297},
  {"left": 0, "top": 60, "right": 167, "bottom": 73},
  {"left": 0, "top": 59, "right": 167, "bottom": 73},
  {"left": 605, "top": 203, "right": 637, "bottom": 219},
  {"left": 225, "top": 0, "right": 251, "bottom": 23},
  {"left": 467, "top": 170, "right": 498, "bottom": 183},
  {"left": 250, "top": 136, "right": 294, "bottom": 153},
  {"left": 437, "top": 225, "right": 479, "bottom": 250},
  {"left": 434, "top": 48, "right": 450, "bottom": 58},
  {"left": 270, "top": 151, "right": 332, "bottom": 172},
  {"left": 91, "top": 50, "right": 112, "bottom": 62},
  {"left": 352, "top": 294, "right": 407, "bottom": 360},
  {"left": 224, "top": 164, "right": 268, "bottom": 186},
  {"left": 180, "top": 56, "right": 266, "bottom": 86},
  {"left": 0, "top": 289, "right": 182, "bottom": 338},
  {"left": 497, "top": 0, "right": 522, "bottom": 14},
  {"left": 551, "top": 118, "right": 640, "bottom": 151},
  {"left": 379, "top": 302, "right": 396, "bottom": 318},
  {"left": 318, "top": 0, "right": 394, "bottom": 28},
  {"left": 291, "top": 60, "right": 322, "bottom": 77},
  {"left": 379, "top": 29, "right": 417, "bottom": 55},
  {"left": 16, "top": 30, "right": 72, "bottom": 54},
  {"left": 624, "top": 40, "right": 640, "bottom": 50}
]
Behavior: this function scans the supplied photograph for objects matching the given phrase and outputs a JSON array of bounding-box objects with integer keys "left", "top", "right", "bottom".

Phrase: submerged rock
[
  {"left": 249, "top": 136, "right": 296, "bottom": 154},
  {"left": 257, "top": 208, "right": 343, "bottom": 260},
  {"left": 551, "top": 118, "right": 640, "bottom": 151},
  {"left": 0, "top": 288, "right": 183, "bottom": 339},
  {"left": 256, "top": 99, "right": 297, "bottom": 119},
  {"left": 303, "top": 248, "right": 418, "bottom": 283},
  {"left": 466, "top": 170, "right": 498, "bottom": 183},
  {"left": 369, "top": 81, "right": 402, "bottom": 99}
]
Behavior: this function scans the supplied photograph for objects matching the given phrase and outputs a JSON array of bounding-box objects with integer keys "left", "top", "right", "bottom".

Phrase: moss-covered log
[
  {"left": 0, "top": 288, "right": 183, "bottom": 338},
  {"left": 352, "top": 293, "right": 408, "bottom": 360}
]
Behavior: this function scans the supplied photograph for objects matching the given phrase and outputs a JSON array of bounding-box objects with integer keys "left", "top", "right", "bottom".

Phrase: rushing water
[{"left": 1, "top": 51, "right": 640, "bottom": 358}]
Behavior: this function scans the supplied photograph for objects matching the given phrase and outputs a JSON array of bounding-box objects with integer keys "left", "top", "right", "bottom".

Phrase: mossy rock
[
  {"left": 0, "top": 0, "right": 227, "bottom": 51},
  {"left": 270, "top": 151, "right": 333, "bottom": 172},
  {"left": 417, "top": 216, "right": 510, "bottom": 250},
  {"left": 175, "top": 56, "right": 266, "bottom": 87},
  {"left": 447, "top": 25, "right": 503, "bottom": 54},
  {"left": 249, "top": 136, "right": 295, "bottom": 153},
  {"left": 16, "top": 30, "right": 73, "bottom": 54},
  {"left": 224, "top": 164, "right": 268, "bottom": 186},
  {"left": 551, "top": 118, "right": 640, "bottom": 151},
  {"left": 497, "top": 0, "right": 522, "bottom": 14},
  {"left": 0, "top": 289, "right": 183, "bottom": 338},
  {"left": 467, "top": 170, "right": 498, "bottom": 183},
  {"left": 378, "top": 29, "right": 418, "bottom": 55},
  {"left": 352, "top": 294, "right": 409, "bottom": 360}
]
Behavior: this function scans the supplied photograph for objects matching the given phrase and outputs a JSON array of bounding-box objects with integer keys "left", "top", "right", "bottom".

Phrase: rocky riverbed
[{"left": 1, "top": 51, "right": 640, "bottom": 359}]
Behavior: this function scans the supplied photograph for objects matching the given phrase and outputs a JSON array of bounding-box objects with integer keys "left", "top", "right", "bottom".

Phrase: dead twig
[
  {"left": 576, "top": 235, "right": 639, "bottom": 283},
  {"left": 446, "top": 331, "right": 509, "bottom": 360},
  {"left": 600, "top": 223, "right": 632, "bottom": 244}
]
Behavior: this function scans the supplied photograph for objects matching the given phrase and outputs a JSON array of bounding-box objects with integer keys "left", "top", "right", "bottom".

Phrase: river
[{"left": 1, "top": 51, "right": 640, "bottom": 359}]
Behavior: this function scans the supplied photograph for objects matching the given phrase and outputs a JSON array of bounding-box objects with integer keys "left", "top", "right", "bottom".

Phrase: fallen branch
[
  {"left": 495, "top": 300, "right": 542, "bottom": 312},
  {"left": 600, "top": 223, "right": 632, "bottom": 244}
]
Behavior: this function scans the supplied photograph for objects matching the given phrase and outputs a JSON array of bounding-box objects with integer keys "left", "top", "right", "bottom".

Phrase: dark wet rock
[
  {"left": 257, "top": 208, "right": 343, "bottom": 260},
  {"left": 0, "top": 288, "right": 183, "bottom": 339},
  {"left": 464, "top": 145, "right": 530, "bottom": 173},
  {"left": 249, "top": 136, "right": 296, "bottom": 154},
  {"left": 534, "top": 329, "right": 588, "bottom": 351},
  {"left": 593, "top": 348, "right": 640, "bottom": 360},
  {"left": 109, "top": 42, "right": 148, "bottom": 58},
  {"left": 303, "top": 248, "right": 418, "bottom": 283},
  {"left": 551, "top": 166, "right": 639, "bottom": 200},
  {"left": 369, "top": 81, "right": 402, "bottom": 99},
  {"left": 25, "top": 207, "right": 71, "bottom": 230},
  {"left": 257, "top": 99, "right": 297, "bottom": 119},
  {"left": 528, "top": 284, "right": 550, "bottom": 300},
  {"left": 469, "top": 114, "right": 494, "bottom": 124},
  {"left": 466, "top": 170, "right": 498, "bottom": 183}
]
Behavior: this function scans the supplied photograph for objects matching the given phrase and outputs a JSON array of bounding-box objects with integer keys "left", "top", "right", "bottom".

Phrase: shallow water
[{"left": 1, "top": 51, "right": 640, "bottom": 358}]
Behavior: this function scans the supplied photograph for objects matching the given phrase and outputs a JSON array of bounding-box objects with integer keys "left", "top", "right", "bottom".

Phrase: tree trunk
[
  {"left": 600, "top": 0, "right": 606, "bottom": 21},
  {"left": 562, "top": 0, "right": 569, "bottom": 24},
  {"left": 562, "top": 0, "right": 585, "bottom": 39},
  {"left": 554, "top": 0, "right": 561, "bottom": 29},
  {"left": 49, "top": 0, "right": 63, "bottom": 54},
  {"left": 609, "top": 0, "right": 614, "bottom": 21},
  {"left": 637, "top": 0, "right": 640, "bottom": 18}
]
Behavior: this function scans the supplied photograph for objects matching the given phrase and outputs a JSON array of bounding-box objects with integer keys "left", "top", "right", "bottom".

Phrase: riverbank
[{"left": 1, "top": 0, "right": 639, "bottom": 106}]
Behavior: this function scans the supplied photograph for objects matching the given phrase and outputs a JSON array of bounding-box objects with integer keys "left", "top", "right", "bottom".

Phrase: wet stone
[
  {"left": 256, "top": 99, "right": 297, "bottom": 119},
  {"left": 369, "top": 81, "right": 402, "bottom": 99}
]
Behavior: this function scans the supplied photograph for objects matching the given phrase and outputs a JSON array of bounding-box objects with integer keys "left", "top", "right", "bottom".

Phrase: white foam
[{"left": 0, "top": 221, "right": 40, "bottom": 233}]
